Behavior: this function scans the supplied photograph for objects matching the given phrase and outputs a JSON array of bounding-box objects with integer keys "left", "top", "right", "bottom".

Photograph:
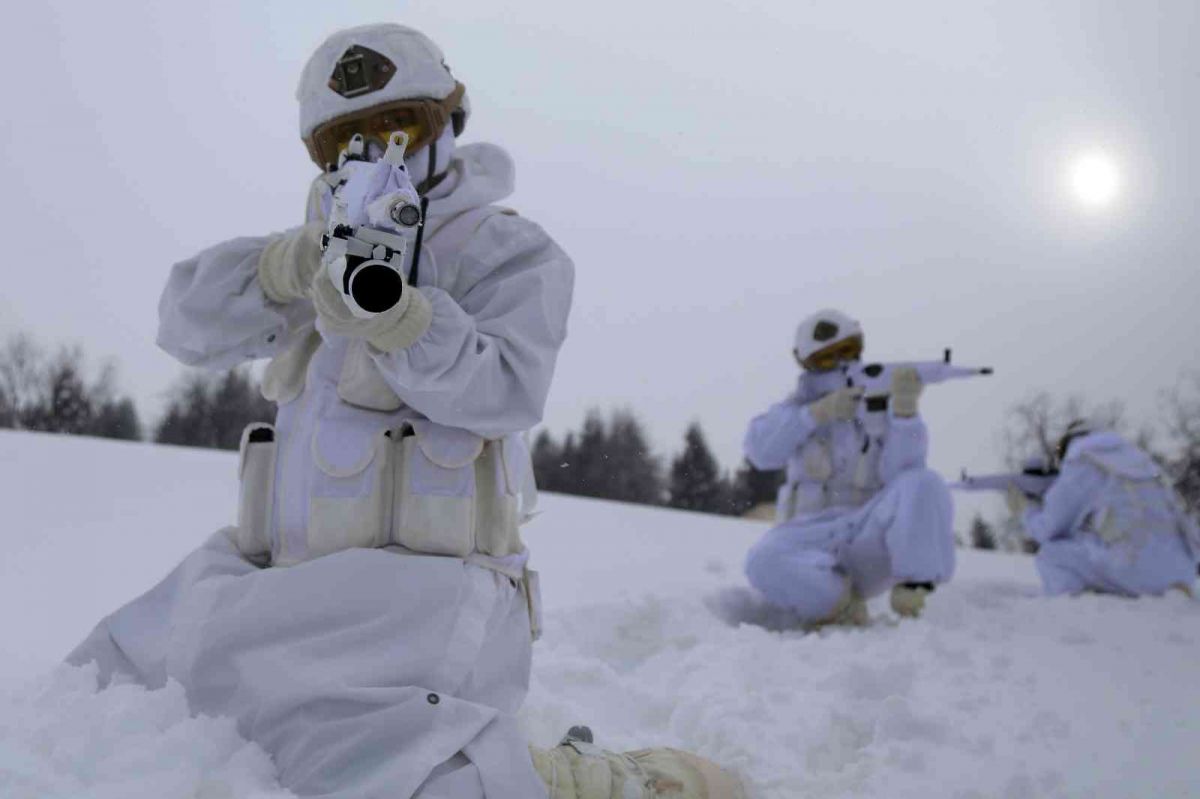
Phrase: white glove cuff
[
  {"left": 258, "top": 222, "right": 324, "bottom": 304},
  {"left": 367, "top": 288, "right": 434, "bottom": 352}
]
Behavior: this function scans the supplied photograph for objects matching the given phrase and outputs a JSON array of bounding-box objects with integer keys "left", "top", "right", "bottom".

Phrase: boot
[
  {"left": 890, "top": 581, "right": 935, "bottom": 618},
  {"left": 530, "top": 726, "right": 746, "bottom": 799},
  {"left": 807, "top": 577, "right": 869, "bottom": 630}
]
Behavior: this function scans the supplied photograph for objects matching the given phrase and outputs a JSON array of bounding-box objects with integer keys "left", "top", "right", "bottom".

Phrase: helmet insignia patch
[
  {"left": 813, "top": 320, "right": 839, "bottom": 342},
  {"left": 329, "top": 45, "right": 396, "bottom": 98}
]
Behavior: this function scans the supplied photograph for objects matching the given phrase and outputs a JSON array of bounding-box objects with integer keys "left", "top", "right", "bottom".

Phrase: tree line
[
  {"left": 0, "top": 333, "right": 272, "bottom": 450},
  {"left": 3, "top": 331, "right": 1198, "bottom": 526},
  {"left": 531, "top": 409, "right": 783, "bottom": 516}
]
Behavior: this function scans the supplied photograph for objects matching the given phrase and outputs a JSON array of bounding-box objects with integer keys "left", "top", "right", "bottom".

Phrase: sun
[{"left": 1069, "top": 151, "right": 1120, "bottom": 207}]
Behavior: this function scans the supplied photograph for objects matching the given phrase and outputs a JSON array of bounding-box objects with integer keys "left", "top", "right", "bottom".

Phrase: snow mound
[
  {"left": 3, "top": 431, "right": 1200, "bottom": 798},
  {"left": 0, "top": 663, "right": 291, "bottom": 799},
  {"left": 522, "top": 581, "right": 1200, "bottom": 799}
]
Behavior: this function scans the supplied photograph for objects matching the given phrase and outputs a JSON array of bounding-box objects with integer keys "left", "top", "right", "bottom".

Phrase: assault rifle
[
  {"left": 321, "top": 131, "right": 427, "bottom": 319},
  {"left": 841, "top": 349, "right": 992, "bottom": 417},
  {"left": 952, "top": 455, "right": 1060, "bottom": 500}
]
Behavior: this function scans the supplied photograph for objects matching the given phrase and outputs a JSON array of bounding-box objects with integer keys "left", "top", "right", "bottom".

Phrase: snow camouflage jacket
[
  {"left": 158, "top": 133, "right": 574, "bottom": 568},
  {"left": 1025, "top": 431, "right": 1200, "bottom": 560},
  {"left": 743, "top": 368, "right": 929, "bottom": 520}
]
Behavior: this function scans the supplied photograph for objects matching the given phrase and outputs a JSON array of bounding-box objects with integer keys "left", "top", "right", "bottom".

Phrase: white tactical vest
[{"left": 235, "top": 203, "right": 537, "bottom": 570}]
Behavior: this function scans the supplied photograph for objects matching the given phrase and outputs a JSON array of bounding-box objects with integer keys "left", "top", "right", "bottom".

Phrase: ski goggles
[
  {"left": 798, "top": 335, "right": 864, "bottom": 371},
  {"left": 303, "top": 83, "right": 466, "bottom": 171}
]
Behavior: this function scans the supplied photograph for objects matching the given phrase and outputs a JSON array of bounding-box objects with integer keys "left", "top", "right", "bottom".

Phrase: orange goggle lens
[
  {"left": 800, "top": 336, "right": 863, "bottom": 371},
  {"left": 303, "top": 83, "right": 465, "bottom": 171},
  {"left": 334, "top": 122, "right": 426, "bottom": 161}
]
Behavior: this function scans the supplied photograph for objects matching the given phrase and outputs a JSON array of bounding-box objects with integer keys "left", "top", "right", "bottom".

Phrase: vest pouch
[
  {"left": 306, "top": 419, "right": 391, "bottom": 560},
  {"left": 522, "top": 567, "right": 543, "bottom": 641},
  {"left": 391, "top": 422, "right": 481, "bottom": 558},
  {"left": 473, "top": 439, "right": 523, "bottom": 558},
  {"left": 236, "top": 423, "right": 276, "bottom": 559}
]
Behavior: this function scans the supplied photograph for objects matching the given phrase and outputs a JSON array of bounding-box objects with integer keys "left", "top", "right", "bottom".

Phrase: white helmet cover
[
  {"left": 297, "top": 24, "right": 466, "bottom": 141},
  {"left": 793, "top": 308, "right": 864, "bottom": 362}
]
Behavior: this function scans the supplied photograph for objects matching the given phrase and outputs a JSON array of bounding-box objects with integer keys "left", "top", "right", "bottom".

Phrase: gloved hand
[
  {"left": 310, "top": 267, "right": 432, "bottom": 352},
  {"left": 890, "top": 366, "right": 924, "bottom": 418},
  {"left": 809, "top": 386, "right": 864, "bottom": 425},
  {"left": 257, "top": 221, "right": 326, "bottom": 304}
]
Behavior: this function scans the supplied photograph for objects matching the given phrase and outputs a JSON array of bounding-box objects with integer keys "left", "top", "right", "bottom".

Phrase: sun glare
[{"left": 1069, "top": 151, "right": 1120, "bottom": 208}]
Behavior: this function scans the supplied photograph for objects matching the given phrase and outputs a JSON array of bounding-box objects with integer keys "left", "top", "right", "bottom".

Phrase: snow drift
[{"left": 1, "top": 430, "right": 1198, "bottom": 798}]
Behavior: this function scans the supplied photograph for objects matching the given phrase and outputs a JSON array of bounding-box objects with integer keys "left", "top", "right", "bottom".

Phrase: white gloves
[
  {"left": 890, "top": 366, "right": 924, "bottom": 418},
  {"left": 310, "top": 268, "right": 432, "bottom": 352},
  {"left": 809, "top": 386, "right": 864, "bottom": 425},
  {"left": 257, "top": 221, "right": 326, "bottom": 304}
]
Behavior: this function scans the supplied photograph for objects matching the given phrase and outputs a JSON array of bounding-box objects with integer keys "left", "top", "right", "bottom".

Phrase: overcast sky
[{"left": 2, "top": 1, "right": 1197, "bottom": 522}]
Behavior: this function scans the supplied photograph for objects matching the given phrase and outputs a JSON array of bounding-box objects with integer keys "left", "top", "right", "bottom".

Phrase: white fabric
[
  {"left": 744, "top": 468, "right": 955, "bottom": 622},
  {"left": 258, "top": 221, "right": 325, "bottom": 304},
  {"left": 67, "top": 531, "right": 547, "bottom": 799},
  {"left": 742, "top": 372, "right": 955, "bottom": 621},
  {"left": 1024, "top": 431, "right": 1198, "bottom": 596},
  {"left": 744, "top": 369, "right": 928, "bottom": 515},
  {"left": 152, "top": 139, "right": 572, "bottom": 795},
  {"left": 297, "top": 24, "right": 459, "bottom": 139},
  {"left": 158, "top": 141, "right": 573, "bottom": 564}
]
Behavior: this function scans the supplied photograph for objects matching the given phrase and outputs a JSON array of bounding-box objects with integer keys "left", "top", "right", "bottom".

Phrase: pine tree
[
  {"left": 531, "top": 430, "right": 563, "bottom": 492},
  {"left": 573, "top": 410, "right": 611, "bottom": 499},
  {"left": 668, "top": 422, "right": 725, "bottom": 513},
  {"left": 90, "top": 397, "right": 143, "bottom": 441},
  {"left": 23, "top": 349, "right": 94, "bottom": 434},
  {"left": 727, "top": 460, "right": 785, "bottom": 516},
  {"left": 558, "top": 432, "right": 579, "bottom": 494},
  {"left": 536, "top": 411, "right": 664, "bottom": 505},
  {"left": 210, "top": 369, "right": 274, "bottom": 450},
  {"left": 605, "top": 410, "right": 664, "bottom": 505}
]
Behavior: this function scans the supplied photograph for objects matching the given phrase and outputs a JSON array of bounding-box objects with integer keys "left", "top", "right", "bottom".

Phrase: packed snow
[{"left": 1, "top": 429, "right": 1198, "bottom": 798}]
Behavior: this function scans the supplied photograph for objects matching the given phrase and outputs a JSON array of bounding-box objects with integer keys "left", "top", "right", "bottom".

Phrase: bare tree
[
  {"left": 1000, "top": 391, "right": 1126, "bottom": 470},
  {"left": 1161, "top": 370, "right": 1200, "bottom": 514},
  {"left": 996, "top": 392, "right": 1131, "bottom": 553},
  {"left": 0, "top": 334, "right": 46, "bottom": 428}
]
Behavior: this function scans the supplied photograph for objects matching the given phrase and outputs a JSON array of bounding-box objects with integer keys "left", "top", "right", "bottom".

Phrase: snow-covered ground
[{"left": 1, "top": 429, "right": 1198, "bottom": 798}]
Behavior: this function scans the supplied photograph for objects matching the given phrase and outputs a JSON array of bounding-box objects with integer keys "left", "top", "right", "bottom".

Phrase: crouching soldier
[
  {"left": 1023, "top": 419, "right": 1199, "bottom": 597},
  {"left": 742, "top": 309, "right": 956, "bottom": 626}
]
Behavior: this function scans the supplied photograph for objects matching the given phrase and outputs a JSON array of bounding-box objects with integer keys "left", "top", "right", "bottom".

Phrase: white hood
[
  {"left": 424, "top": 141, "right": 515, "bottom": 218},
  {"left": 1066, "top": 431, "right": 1161, "bottom": 481}
]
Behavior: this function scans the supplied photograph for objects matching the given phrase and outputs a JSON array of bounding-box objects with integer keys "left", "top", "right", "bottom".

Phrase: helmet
[
  {"left": 297, "top": 24, "right": 469, "bottom": 171},
  {"left": 1056, "top": 417, "right": 1099, "bottom": 462},
  {"left": 793, "top": 309, "right": 864, "bottom": 371}
]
